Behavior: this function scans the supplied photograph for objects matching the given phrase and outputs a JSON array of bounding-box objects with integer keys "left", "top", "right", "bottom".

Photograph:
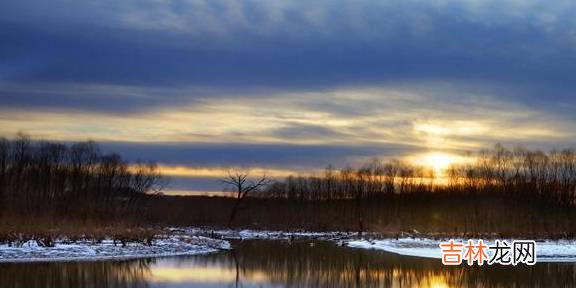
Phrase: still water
[{"left": 1, "top": 239, "right": 575, "bottom": 287}]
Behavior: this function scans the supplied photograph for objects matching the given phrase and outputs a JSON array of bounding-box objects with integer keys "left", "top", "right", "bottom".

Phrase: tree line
[
  {"left": 0, "top": 133, "right": 162, "bottom": 224},
  {"left": 262, "top": 144, "right": 576, "bottom": 208}
]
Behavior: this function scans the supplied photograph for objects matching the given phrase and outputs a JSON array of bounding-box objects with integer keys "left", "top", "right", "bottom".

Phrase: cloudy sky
[{"left": 2, "top": 0, "right": 576, "bottom": 194}]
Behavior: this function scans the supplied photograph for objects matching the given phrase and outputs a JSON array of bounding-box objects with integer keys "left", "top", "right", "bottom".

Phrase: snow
[
  {"left": 3, "top": 227, "right": 576, "bottom": 263},
  {"left": 346, "top": 238, "right": 576, "bottom": 263},
  {"left": 181, "top": 227, "right": 361, "bottom": 240},
  {"left": 347, "top": 238, "right": 441, "bottom": 259},
  {"left": 535, "top": 240, "right": 576, "bottom": 262},
  {"left": 0, "top": 235, "right": 230, "bottom": 263}
]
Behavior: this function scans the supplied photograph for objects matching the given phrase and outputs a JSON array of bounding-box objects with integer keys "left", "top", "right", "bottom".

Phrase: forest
[
  {"left": 149, "top": 144, "right": 576, "bottom": 237},
  {"left": 0, "top": 134, "right": 162, "bottom": 245},
  {"left": 262, "top": 144, "right": 576, "bottom": 207}
]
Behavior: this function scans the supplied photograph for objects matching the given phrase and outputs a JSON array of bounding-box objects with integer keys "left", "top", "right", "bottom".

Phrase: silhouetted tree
[{"left": 222, "top": 170, "right": 271, "bottom": 227}]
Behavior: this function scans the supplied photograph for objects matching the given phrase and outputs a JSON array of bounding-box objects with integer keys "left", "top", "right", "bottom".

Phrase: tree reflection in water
[
  {"left": 0, "top": 259, "right": 152, "bottom": 288},
  {"left": 186, "top": 240, "right": 576, "bottom": 287},
  {"left": 1, "top": 240, "right": 576, "bottom": 287}
]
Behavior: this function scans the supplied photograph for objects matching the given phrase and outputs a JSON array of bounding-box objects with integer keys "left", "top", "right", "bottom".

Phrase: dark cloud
[
  {"left": 99, "top": 141, "right": 417, "bottom": 169},
  {"left": 0, "top": 83, "right": 208, "bottom": 114},
  {"left": 269, "top": 123, "right": 348, "bottom": 140},
  {"left": 1, "top": 0, "right": 576, "bottom": 106},
  {"left": 2, "top": 21, "right": 573, "bottom": 88}
]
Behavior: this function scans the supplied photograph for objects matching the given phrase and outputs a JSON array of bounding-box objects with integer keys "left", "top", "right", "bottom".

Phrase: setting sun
[
  {"left": 424, "top": 153, "right": 456, "bottom": 172},
  {"left": 410, "top": 152, "right": 469, "bottom": 177}
]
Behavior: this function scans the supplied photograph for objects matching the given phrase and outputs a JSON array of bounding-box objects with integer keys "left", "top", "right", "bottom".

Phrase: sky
[{"left": 2, "top": 0, "right": 576, "bottom": 194}]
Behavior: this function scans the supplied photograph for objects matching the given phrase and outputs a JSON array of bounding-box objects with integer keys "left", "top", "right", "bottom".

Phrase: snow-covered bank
[
  {"left": 7, "top": 226, "right": 575, "bottom": 264},
  {"left": 0, "top": 235, "right": 230, "bottom": 263},
  {"left": 346, "top": 238, "right": 576, "bottom": 263},
  {"left": 181, "top": 228, "right": 363, "bottom": 241}
]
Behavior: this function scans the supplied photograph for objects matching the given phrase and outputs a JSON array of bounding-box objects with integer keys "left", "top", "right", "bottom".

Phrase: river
[{"left": 1, "top": 239, "right": 575, "bottom": 287}]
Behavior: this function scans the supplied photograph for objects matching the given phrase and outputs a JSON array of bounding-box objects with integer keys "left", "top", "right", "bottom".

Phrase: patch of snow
[
  {"left": 347, "top": 238, "right": 441, "bottom": 259},
  {"left": 183, "top": 228, "right": 362, "bottom": 241},
  {"left": 535, "top": 240, "right": 576, "bottom": 262},
  {"left": 0, "top": 235, "right": 230, "bottom": 263},
  {"left": 346, "top": 238, "right": 576, "bottom": 263}
]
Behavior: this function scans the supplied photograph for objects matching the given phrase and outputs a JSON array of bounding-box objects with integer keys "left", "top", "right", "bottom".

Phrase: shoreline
[
  {"left": 0, "top": 233, "right": 230, "bottom": 264},
  {"left": 2, "top": 227, "right": 576, "bottom": 263},
  {"left": 186, "top": 228, "right": 576, "bottom": 263}
]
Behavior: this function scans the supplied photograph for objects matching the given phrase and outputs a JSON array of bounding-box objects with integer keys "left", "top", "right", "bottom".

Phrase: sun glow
[
  {"left": 424, "top": 153, "right": 456, "bottom": 173},
  {"left": 410, "top": 152, "right": 470, "bottom": 177}
]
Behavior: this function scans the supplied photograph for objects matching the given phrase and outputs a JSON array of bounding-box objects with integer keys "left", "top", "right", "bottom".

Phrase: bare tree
[{"left": 222, "top": 170, "right": 271, "bottom": 227}]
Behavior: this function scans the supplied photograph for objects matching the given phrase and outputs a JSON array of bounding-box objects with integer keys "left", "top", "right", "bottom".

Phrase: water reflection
[
  {"left": 1, "top": 240, "right": 575, "bottom": 287},
  {"left": 0, "top": 259, "right": 152, "bottom": 288}
]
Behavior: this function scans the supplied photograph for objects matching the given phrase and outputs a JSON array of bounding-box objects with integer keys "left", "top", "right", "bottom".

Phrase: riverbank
[
  {"left": 346, "top": 238, "right": 576, "bottom": 263},
  {"left": 0, "top": 232, "right": 230, "bottom": 263},
  {"left": 2, "top": 227, "right": 576, "bottom": 263}
]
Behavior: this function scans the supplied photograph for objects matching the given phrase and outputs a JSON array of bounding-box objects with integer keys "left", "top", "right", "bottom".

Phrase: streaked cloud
[
  {"left": 156, "top": 165, "right": 304, "bottom": 179},
  {"left": 1, "top": 83, "right": 573, "bottom": 150}
]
